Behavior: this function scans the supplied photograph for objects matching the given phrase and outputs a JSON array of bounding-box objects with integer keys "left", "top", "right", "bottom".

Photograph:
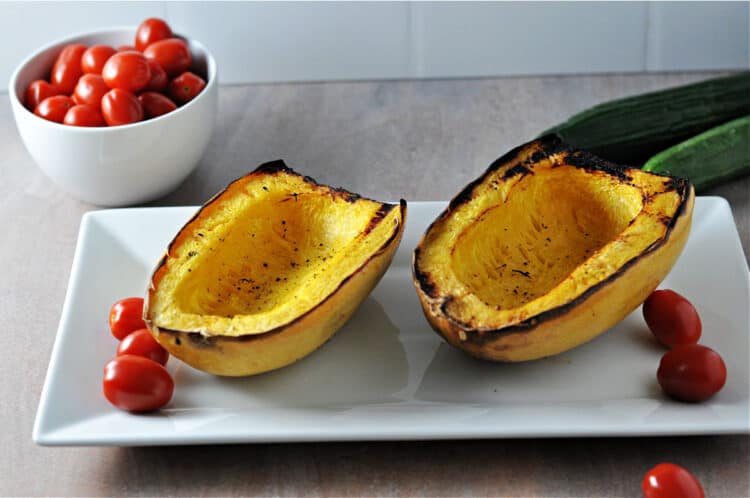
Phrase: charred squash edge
[
  {"left": 145, "top": 160, "right": 407, "bottom": 345},
  {"left": 412, "top": 135, "right": 692, "bottom": 345}
]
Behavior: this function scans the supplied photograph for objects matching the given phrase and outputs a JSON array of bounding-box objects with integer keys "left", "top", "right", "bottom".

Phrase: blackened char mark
[
  {"left": 254, "top": 159, "right": 291, "bottom": 175},
  {"left": 523, "top": 134, "right": 570, "bottom": 162},
  {"left": 363, "top": 204, "right": 396, "bottom": 235},
  {"left": 158, "top": 328, "right": 219, "bottom": 349},
  {"left": 662, "top": 176, "right": 691, "bottom": 194},
  {"left": 333, "top": 188, "right": 362, "bottom": 203},
  {"left": 448, "top": 135, "right": 567, "bottom": 211},
  {"left": 665, "top": 178, "right": 691, "bottom": 232},
  {"left": 502, "top": 163, "right": 532, "bottom": 180},
  {"left": 252, "top": 162, "right": 385, "bottom": 206},
  {"left": 187, "top": 332, "right": 220, "bottom": 348},
  {"left": 303, "top": 175, "right": 320, "bottom": 186},
  {"left": 413, "top": 247, "right": 439, "bottom": 298},
  {"left": 298, "top": 173, "right": 363, "bottom": 204},
  {"left": 448, "top": 182, "right": 480, "bottom": 211},
  {"left": 564, "top": 150, "right": 633, "bottom": 182},
  {"left": 643, "top": 177, "right": 691, "bottom": 229},
  {"left": 529, "top": 150, "right": 549, "bottom": 164}
]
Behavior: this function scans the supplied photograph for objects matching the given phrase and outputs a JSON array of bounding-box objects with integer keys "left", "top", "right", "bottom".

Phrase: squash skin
[
  {"left": 412, "top": 136, "right": 694, "bottom": 362},
  {"left": 145, "top": 162, "right": 406, "bottom": 376}
]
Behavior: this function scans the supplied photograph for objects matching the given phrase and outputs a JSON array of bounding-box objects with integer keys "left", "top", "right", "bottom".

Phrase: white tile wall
[
  {"left": 165, "top": 2, "right": 412, "bottom": 83},
  {"left": 413, "top": 2, "right": 649, "bottom": 78},
  {"left": 1, "top": 1, "right": 748, "bottom": 92},
  {"left": 646, "top": 2, "right": 750, "bottom": 71}
]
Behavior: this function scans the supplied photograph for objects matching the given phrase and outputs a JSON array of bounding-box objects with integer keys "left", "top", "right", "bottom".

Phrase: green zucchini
[
  {"left": 642, "top": 115, "right": 750, "bottom": 192},
  {"left": 541, "top": 72, "right": 750, "bottom": 165}
]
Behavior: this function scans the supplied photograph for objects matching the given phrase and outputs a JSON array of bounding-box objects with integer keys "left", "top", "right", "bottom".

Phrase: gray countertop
[{"left": 1, "top": 72, "right": 747, "bottom": 497}]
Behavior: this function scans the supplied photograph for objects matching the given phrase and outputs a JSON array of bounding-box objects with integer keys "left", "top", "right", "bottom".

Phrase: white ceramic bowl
[{"left": 9, "top": 27, "right": 218, "bottom": 206}]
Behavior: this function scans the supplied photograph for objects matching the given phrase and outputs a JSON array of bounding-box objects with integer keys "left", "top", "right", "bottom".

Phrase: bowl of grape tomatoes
[{"left": 8, "top": 18, "right": 217, "bottom": 206}]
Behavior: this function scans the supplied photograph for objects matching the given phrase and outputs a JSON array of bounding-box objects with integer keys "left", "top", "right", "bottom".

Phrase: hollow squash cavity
[
  {"left": 173, "top": 192, "right": 378, "bottom": 318},
  {"left": 451, "top": 166, "right": 643, "bottom": 309},
  {"left": 145, "top": 161, "right": 406, "bottom": 376},
  {"left": 412, "top": 136, "right": 694, "bottom": 363},
  {"left": 147, "top": 161, "right": 405, "bottom": 342}
]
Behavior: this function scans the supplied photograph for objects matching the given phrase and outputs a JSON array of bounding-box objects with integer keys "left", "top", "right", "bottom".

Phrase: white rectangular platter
[{"left": 34, "top": 198, "right": 749, "bottom": 446}]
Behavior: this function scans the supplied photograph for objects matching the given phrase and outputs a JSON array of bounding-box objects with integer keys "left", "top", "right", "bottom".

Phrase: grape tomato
[
  {"left": 63, "top": 104, "right": 105, "bottom": 127},
  {"left": 73, "top": 74, "right": 110, "bottom": 106},
  {"left": 81, "top": 45, "right": 116, "bottom": 74},
  {"left": 34, "top": 95, "right": 74, "bottom": 123},
  {"left": 144, "top": 38, "right": 191, "bottom": 77},
  {"left": 643, "top": 290, "right": 701, "bottom": 348},
  {"left": 102, "top": 51, "right": 151, "bottom": 93},
  {"left": 642, "top": 463, "right": 705, "bottom": 498},
  {"left": 117, "top": 328, "right": 169, "bottom": 365},
  {"left": 103, "top": 355, "right": 173, "bottom": 412},
  {"left": 657, "top": 344, "right": 727, "bottom": 402},
  {"left": 101, "top": 88, "right": 143, "bottom": 126},
  {"left": 24, "top": 80, "right": 59, "bottom": 111},
  {"left": 135, "top": 18, "right": 173, "bottom": 51},
  {"left": 51, "top": 44, "right": 87, "bottom": 94}
]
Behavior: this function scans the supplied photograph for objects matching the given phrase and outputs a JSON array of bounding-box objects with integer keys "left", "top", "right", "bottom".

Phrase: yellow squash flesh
[
  {"left": 412, "top": 136, "right": 694, "bottom": 361},
  {"left": 145, "top": 161, "right": 406, "bottom": 376}
]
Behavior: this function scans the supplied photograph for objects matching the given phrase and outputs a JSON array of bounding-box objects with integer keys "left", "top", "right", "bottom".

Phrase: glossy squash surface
[
  {"left": 146, "top": 161, "right": 406, "bottom": 375},
  {"left": 413, "top": 137, "right": 694, "bottom": 361}
]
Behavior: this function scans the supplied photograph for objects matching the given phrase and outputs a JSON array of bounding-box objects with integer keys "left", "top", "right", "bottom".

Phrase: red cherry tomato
[
  {"left": 34, "top": 95, "right": 74, "bottom": 123},
  {"left": 109, "top": 297, "right": 147, "bottom": 340},
  {"left": 81, "top": 45, "right": 116, "bottom": 74},
  {"left": 103, "top": 355, "right": 174, "bottom": 412},
  {"left": 168, "top": 71, "right": 206, "bottom": 105},
  {"left": 117, "top": 328, "right": 169, "bottom": 365},
  {"left": 24, "top": 80, "right": 59, "bottom": 110},
  {"left": 642, "top": 463, "right": 705, "bottom": 498},
  {"left": 657, "top": 344, "right": 727, "bottom": 402},
  {"left": 72, "top": 74, "right": 110, "bottom": 106},
  {"left": 102, "top": 51, "right": 151, "bottom": 93},
  {"left": 63, "top": 104, "right": 105, "bottom": 127},
  {"left": 643, "top": 290, "right": 702, "bottom": 348},
  {"left": 138, "top": 91, "right": 177, "bottom": 119},
  {"left": 51, "top": 44, "right": 87, "bottom": 94},
  {"left": 101, "top": 89, "right": 143, "bottom": 126},
  {"left": 117, "top": 45, "right": 136, "bottom": 52},
  {"left": 143, "top": 60, "right": 168, "bottom": 92},
  {"left": 135, "top": 17, "right": 173, "bottom": 52},
  {"left": 144, "top": 38, "right": 191, "bottom": 77}
]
